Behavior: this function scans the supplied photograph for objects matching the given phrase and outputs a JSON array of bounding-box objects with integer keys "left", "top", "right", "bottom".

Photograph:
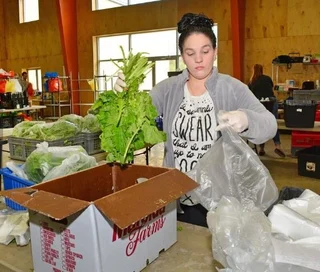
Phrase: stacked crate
[
  {"left": 8, "top": 135, "right": 85, "bottom": 161},
  {"left": 291, "top": 131, "right": 320, "bottom": 156}
]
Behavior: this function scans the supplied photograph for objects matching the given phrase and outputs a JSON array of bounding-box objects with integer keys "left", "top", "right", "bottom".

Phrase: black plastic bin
[
  {"left": 264, "top": 186, "right": 304, "bottom": 216},
  {"left": 284, "top": 100, "right": 317, "bottom": 128},
  {"left": 297, "top": 146, "right": 320, "bottom": 179},
  {"left": 0, "top": 116, "right": 13, "bottom": 128}
]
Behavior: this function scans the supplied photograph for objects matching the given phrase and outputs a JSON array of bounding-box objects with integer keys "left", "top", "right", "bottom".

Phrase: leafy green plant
[{"left": 92, "top": 47, "right": 166, "bottom": 164}]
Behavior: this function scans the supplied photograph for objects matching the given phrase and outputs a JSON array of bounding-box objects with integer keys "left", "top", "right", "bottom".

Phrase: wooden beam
[
  {"left": 230, "top": 0, "right": 245, "bottom": 81},
  {"left": 56, "top": 0, "right": 79, "bottom": 114}
]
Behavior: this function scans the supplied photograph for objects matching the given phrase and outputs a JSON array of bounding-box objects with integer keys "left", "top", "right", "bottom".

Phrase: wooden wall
[
  {"left": 244, "top": 0, "right": 320, "bottom": 87},
  {"left": 0, "top": 0, "right": 63, "bottom": 76},
  {"left": 76, "top": 0, "right": 232, "bottom": 80},
  {"left": 0, "top": 0, "right": 6, "bottom": 69},
  {"left": 75, "top": 0, "right": 231, "bottom": 114},
  {"left": 2, "top": 0, "right": 320, "bottom": 109}
]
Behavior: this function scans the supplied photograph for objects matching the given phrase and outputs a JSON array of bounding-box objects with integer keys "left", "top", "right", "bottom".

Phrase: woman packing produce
[
  {"left": 248, "top": 63, "right": 286, "bottom": 158},
  {"left": 115, "top": 13, "right": 277, "bottom": 227}
]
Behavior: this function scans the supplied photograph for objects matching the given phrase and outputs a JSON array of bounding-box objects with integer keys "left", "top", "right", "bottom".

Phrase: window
[
  {"left": 93, "top": 0, "right": 160, "bottom": 10},
  {"left": 98, "top": 35, "right": 129, "bottom": 60},
  {"left": 19, "top": 0, "right": 39, "bottom": 23},
  {"left": 129, "top": 0, "right": 160, "bottom": 5},
  {"left": 96, "top": 26, "right": 218, "bottom": 92},
  {"left": 131, "top": 31, "right": 177, "bottom": 57},
  {"left": 27, "top": 68, "right": 42, "bottom": 93}
]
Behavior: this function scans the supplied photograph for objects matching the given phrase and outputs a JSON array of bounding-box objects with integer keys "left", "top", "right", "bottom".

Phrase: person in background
[
  {"left": 115, "top": 13, "right": 277, "bottom": 227},
  {"left": 19, "top": 71, "right": 28, "bottom": 92},
  {"left": 248, "top": 64, "right": 286, "bottom": 158}
]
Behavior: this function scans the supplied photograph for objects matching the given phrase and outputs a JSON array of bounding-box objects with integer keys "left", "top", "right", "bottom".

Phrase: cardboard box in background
[{"left": 1, "top": 163, "right": 198, "bottom": 272}]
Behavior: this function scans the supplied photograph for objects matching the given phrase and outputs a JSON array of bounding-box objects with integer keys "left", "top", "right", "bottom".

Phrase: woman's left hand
[{"left": 215, "top": 111, "right": 249, "bottom": 133}]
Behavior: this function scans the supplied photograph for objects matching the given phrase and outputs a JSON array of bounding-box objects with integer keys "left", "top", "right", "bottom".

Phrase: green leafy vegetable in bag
[
  {"left": 59, "top": 114, "right": 84, "bottom": 131},
  {"left": 82, "top": 114, "right": 101, "bottom": 133},
  {"left": 92, "top": 47, "right": 166, "bottom": 164},
  {"left": 12, "top": 121, "right": 45, "bottom": 138},
  {"left": 24, "top": 143, "right": 95, "bottom": 183}
]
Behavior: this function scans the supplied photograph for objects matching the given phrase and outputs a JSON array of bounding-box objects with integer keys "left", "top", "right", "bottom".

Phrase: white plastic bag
[
  {"left": 207, "top": 196, "right": 275, "bottom": 272},
  {"left": 6, "top": 161, "right": 28, "bottom": 180},
  {"left": 11, "top": 78, "right": 22, "bottom": 93},
  {"left": 283, "top": 189, "right": 320, "bottom": 224},
  {"left": 208, "top": 197, "right": 320, "bottom": 272},
  {"left": 24, "top": 142, "right": 97, "bottom": 183},
  {"left": 43, "top": 152, "right": 97, "bottom": 181},
  {"left": 0, "top": 212, "right": 30, "bottom": 246},
  {"left": 187, "top": 112, "right": 278, "bottom": 212}
]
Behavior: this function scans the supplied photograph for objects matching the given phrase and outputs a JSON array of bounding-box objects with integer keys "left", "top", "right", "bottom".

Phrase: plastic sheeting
[
  {"left": 187, "top": 112, "right": 278, "bottom": 212},
  {"left": 207, "top": 196, "right": 275, "bottom": 272}
]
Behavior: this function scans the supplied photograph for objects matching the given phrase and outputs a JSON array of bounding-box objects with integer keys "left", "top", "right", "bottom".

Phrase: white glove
[
  {"left": 114, "top": 72, "right": 126, "bottom": 92},
  {"left": 215, "top": 110, "right": 249, "bottom": 133}
]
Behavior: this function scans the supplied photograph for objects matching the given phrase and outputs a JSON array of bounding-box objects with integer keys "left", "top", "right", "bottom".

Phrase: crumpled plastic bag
[
  {"left": 59, "top": 114, "right": 84, "bottom": 131},
  {"left": 43, "top": 152, "right": 97, "bottom": 181},
  {"left": 186, "top": 111, "right": 279, "bottom": 212},
  {"left": 208, "top": 197, "right": 320, "bottom": 272},
  {"left": 24, "top": 142, "right": 98, "bottom": 183},
  {"left": 82, "top": 114, "right": 101, "bottom": 133},
  {"left": 207, "top": 196, "right": 275, "bottom": 272},
  {"left": 12, "top": 121, "right": 46, "bottom": 138},
  {"left": 283, "top": 189, "right": 320, "bottom": 224},
  {"left": 6, "top": 161, "right": 29, "bottom": 180},
  {"left": 11, "top": 120, "right": 80, "bottom": 141},
  {"left": 0, "top": 212, "right": 30, "bottom": 246}
]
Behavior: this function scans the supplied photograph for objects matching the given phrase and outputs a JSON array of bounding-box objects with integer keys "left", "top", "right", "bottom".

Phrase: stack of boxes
[{"left": 284, "top": 94, "right": 320, "bottom": 179}]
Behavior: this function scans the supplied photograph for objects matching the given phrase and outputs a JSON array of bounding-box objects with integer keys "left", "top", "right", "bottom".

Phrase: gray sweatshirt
[{"left": 150, "top": 67, "right": 277, "bottom": 168}]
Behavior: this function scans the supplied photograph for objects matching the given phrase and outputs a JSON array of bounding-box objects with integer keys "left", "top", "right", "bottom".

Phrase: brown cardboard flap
[
  {"left": 94, "top": 169, "right": 198, "bottom": 229},
  {"left": 1, "top": 188, "right": 89, "bottom": 220}
]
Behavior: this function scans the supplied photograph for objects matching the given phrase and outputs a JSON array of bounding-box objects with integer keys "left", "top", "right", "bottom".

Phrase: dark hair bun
[{"left": 177, "top": 13, "right": 214, "bottom": 34}]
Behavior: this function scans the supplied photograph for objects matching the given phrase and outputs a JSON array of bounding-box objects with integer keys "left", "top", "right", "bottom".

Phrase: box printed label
[
  {"left": 112, "top": 207, "right": 166, "bottom": 256},
  {"left": 39, "top": 222, "right": 83, "bottom": 272}
]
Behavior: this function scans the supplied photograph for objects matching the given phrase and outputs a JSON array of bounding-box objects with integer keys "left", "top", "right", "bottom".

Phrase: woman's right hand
[{"left": 114, "top": 72, "right": 127, "bottom": 92}]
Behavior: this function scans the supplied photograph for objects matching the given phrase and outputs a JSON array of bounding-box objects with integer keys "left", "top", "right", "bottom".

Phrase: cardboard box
[{"left": 1, "top": 163, "right": 198, "bottom": 272}]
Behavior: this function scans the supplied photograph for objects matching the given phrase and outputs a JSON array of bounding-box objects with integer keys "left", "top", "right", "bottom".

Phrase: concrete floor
[
  {"left": 133, "top": 132, "right": 320, "bottom": 195},
  {"left": 2, "top": 132, "right": 320, "bottom": 195},
  {"left": 1, "top": 132, "right": 320, "bottom": 272}
]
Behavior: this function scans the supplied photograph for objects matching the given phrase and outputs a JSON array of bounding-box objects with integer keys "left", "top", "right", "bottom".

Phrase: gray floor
[{"left": 2, "top": 133, "right": 320, "bottom": 195}]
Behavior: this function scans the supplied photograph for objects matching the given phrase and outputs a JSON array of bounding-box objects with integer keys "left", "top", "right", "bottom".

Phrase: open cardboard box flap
[
  {"left": 1, "top": 163, "right": 198, "bottom": 228},
  {"left": 1, "top": 187, "right": 89, "bottom": 220},
  {"left": 94, "top": 168, "right": 198, "bottom": 229}
]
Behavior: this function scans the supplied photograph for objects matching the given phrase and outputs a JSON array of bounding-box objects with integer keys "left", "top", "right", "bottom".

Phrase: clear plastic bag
[
  {"left": 187, "top": 111, "right": 279, "bottom": 212},
  {"left": 12, "top": 121, "right": 46, "bottom": 138},
  {"left": 207, "top": 196, "right": 275, "bottom": 272},
  {"left": 24, "top": 142, "right": 97, "bottom": 183},
  {"left": 0, "top": 212, "right": 30, "bottom": 246},
  {"left": 59, "top": 114, "right": 84, "bottom": 131},
  {"left": 6, "top": 161, "right": 28, "bottom": 180},
  {"left": 82, "top": 114, "right": 101, "bottom": 133},
  {"left": 208, "top": 197, "right": 320, "bottom": 272},
  {"left": 43, "top": 152, "right": 97, "bottom": 181}
]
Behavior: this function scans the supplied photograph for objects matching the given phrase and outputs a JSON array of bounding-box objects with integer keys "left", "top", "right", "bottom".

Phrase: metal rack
[
  {"left": 70, "top": 74, "right": 115, "bottom": 114},
  {"left": 272, "top": 62, "right": 320, "bottom": 85},
  {"left": 41, "top": 76, "right": 72, "bottom": 119}
]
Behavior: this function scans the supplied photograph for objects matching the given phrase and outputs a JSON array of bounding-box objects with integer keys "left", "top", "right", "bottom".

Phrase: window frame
[
  {"left": 27, "top": 67, "right": 42, "bottom": 93},
  {"left": 93, "top": 0, "right": 161, "bottom": 10},
  {"left": 96, "top": 26, "right": 218, "bottom": 91},
  {"left": 19, "top": 0, "right": 40, "bottom": 24}
]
